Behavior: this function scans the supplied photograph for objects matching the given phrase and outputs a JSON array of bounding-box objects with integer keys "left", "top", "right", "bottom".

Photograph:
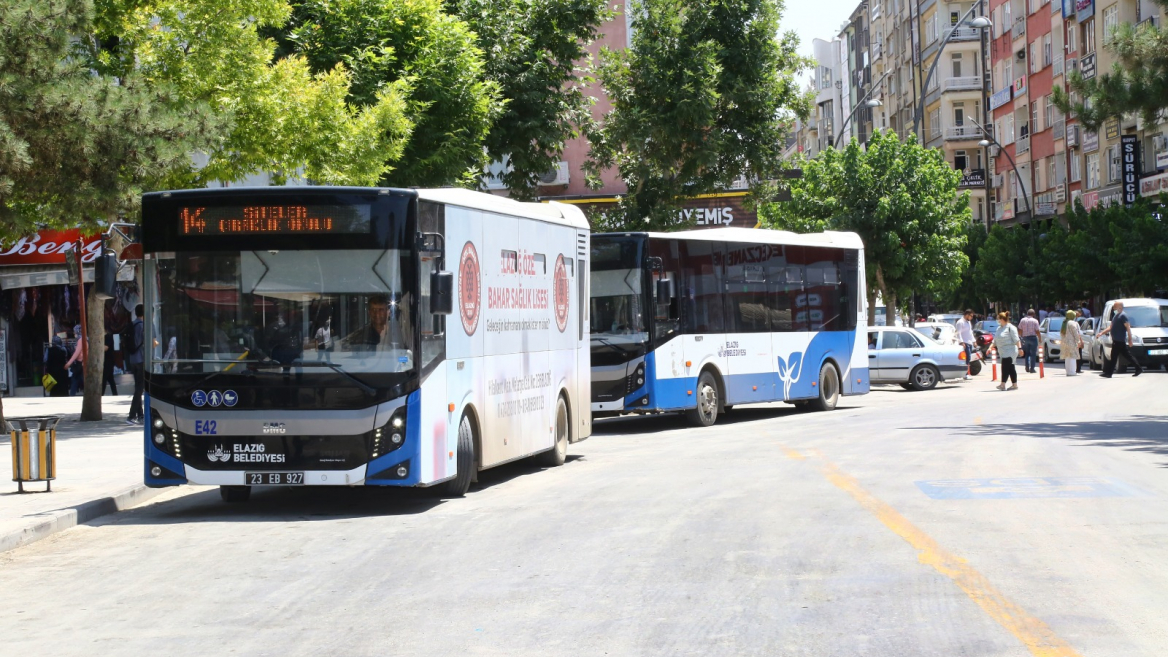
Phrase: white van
[{"left": 1093, "top": 298, "right": 1168, "bottom": 370}]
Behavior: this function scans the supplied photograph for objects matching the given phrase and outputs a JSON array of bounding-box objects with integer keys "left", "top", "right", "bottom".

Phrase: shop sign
[
  {"left": 1082, "top": 129, "right": 1099, "bottom": 152},
  {"left": 989, "top": 86, "right": 1013, "bottom": 111},
  {"left": 1014, "top": 76, "right": 1027, "bottom": 95},
  {"left": 1122, "top": 134, "right": 1140, "bottom": 207},
  {"left": 1055, "top": 184, "right": 1067, "bottom": 202},
  {"left": 1081, "top": 53, "right": 1096, "bottom": 80},
  {"left": 1036, "top": 202, "right": 1057, "bottom": 216},
  {"left": 1076, "top": 0, "right": 1094, "bottom": 22},
  {"left": 1082, "top": 185, "right": 1123, "bottom": 211},
  {"left": 958, "top": 169, "right": 986, "bottom": 189},
  {"left": 0, "top": 229, "right": 101, "bottom": 267},
  {"left": 0, "top": 263, "right": 134, "bottom": 290},
  {"left": 1139, "top": 171, "right": 1168, "bottom": 197},
  {"left": 0, "top": 329, "right": 6, "bottom": 393},
  {"left": 1104, "top": 118, "right": 1120, "bottom": 140},
  {"left": 1080, "top": 190, "right": 1099, "bottom": 210},
  {"left": 1156, "top": 148, "right": 1168, "bottom": 169}
]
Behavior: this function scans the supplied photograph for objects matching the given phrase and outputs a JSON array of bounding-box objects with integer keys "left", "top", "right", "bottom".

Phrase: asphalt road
[{"left": 2, "top": 369, "right": 1166, "bottom": 656}]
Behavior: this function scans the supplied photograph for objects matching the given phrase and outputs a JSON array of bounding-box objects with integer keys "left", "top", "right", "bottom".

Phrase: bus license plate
[
  {"left": 1148, "top": 349, "right": 1168, "bottom": 356},
  {"left": 246, "top": 472, "right": 304, "bottom": 485}
]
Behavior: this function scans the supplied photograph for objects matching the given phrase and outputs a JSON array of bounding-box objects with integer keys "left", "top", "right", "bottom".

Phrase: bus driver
[{"left": 345, "top": 294, "right": 408, "bottom": 351}]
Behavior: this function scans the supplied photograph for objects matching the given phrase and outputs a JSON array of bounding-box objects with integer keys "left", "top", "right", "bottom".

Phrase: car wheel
[
  {"left": 809, "top": 363, "right": 840, "bottom": 411},
  {"left": 685, "top": 371, "right": 720, "bottom": 427},
  {"left": 909, "top": 364, "right": 940, "bottom": 391}
]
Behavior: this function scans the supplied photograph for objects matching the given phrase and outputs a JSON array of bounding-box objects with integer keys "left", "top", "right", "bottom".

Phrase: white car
[
  {"left": 866, "top": 326, "right": 968, "bottom": 390},
  {"left": 1038, "top": 315, "right": 1068, "bottom": 362},
  {"left": 911, "top": 322, "right": 959, "bottom": 345},
  {"left": 1088, "top": 298, "right": 1168, "bottom": 371},
  {"left": 927, "top": 313, "right": 964, "bottom": 326}
]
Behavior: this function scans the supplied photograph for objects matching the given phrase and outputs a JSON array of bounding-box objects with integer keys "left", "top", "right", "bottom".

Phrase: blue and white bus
[
  {"left": 589, "top": 228, "right": 868, "bottom": 425},
  {"left": 141, "top": 187, "right": 591, "bottom": 501}
]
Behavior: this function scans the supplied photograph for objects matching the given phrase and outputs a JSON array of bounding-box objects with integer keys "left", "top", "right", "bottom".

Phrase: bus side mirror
[
  {"left": 431, "top": 270, "right": 453, "bottom": 315},
  {"left": 656, "top": 279, "right": 672, "bottom": 300}
]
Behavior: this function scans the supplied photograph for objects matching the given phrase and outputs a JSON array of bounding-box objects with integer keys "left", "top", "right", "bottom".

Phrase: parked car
[
  {"left": 912, "top": 322, "right": 959, "bottom": 345},
  {"left": 866, "top": 326, "right": 967, "bottom": 390},
  {"left": 1038, "top": 316, "right": 1067, "bottom": 362},
  {"left": 1090, "top": 298, "right": 1168, "bottom": 371},
  {"left": 1079, "top": 317, "right": 1101, "bottom": 368},
  {"left": 927, "top": 313, "right": 964, "bottom": 326}
]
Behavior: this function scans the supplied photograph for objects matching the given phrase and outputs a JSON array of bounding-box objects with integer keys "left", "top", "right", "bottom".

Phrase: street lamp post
[
  {"left": 976, "top": 120, "right": 1031, "bottom": 217},
  {"left": 912, "top": 8, "right": 992, "bottom": 138},
  {"left": 834, "top": 71, "right": 889, "bottom": 149}
]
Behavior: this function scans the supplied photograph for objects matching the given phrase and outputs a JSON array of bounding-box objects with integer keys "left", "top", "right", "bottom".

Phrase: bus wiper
[
  {"left": 291, "top": 362, "right": 377, "bottom": 395},
  {"left": 183, "top": 351, "right": 254, "bottom": 395}
]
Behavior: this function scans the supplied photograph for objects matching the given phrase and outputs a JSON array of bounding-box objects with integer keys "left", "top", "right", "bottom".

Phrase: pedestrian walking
[
  {"left": 1061, "top": 310, "right": 1083, "bottom": 377},
  {"left": 956, "top": 309, "right": 976, "bottom": 379},
  {"left": 994, "top": 311, "right": 1021, "bottom": 390},
  {"left": 1098, "top": 301, "right": 1144, "bottom": 378},
  {"left": 1018, "top": 309, "right": 1040, "bottom": 373},
  {"left": 43, "top": 336, "right": 70, "bottom": 397},
  {"left": 126, "top": 304, "right": 146, "bottom": 424},
  {"left": 64, "top": 324, "right": 84, "bottom": 396}
]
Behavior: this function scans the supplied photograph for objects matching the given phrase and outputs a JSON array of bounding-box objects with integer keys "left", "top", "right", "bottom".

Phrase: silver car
[{"left": 867, "top": 326, "right": 968, "bottom": 390}]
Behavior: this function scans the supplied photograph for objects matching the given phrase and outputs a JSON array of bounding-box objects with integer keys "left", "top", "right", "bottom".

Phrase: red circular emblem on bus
[
  {"left": 553, "top": 254, "right": 570, "bottom": 333},
  {"left": 459, "top": 241, "right": 480, "bottom": 335}
]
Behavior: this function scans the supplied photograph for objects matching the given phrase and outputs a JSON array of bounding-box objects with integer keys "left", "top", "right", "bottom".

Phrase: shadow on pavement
[
  {"left": 101, "top": 454, "right": 587, "bottom": 524},
  {"left": 907, "top": 415, "right": 1168, "bottom": 466},
  {"left": 592, "top": 403, "right": 850, "bottom": 436},
  {"left": 869, "top": 384, "right": 965, "bottom": 394}
]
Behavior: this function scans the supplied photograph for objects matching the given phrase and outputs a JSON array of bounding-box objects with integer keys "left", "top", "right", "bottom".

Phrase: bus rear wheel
[
  {"left": 810, "top": 363, "right": 840, "bottom": 412},
  {"left": 685, "top": 371, "right": 720, "bottom": 427},
  {"left": 539, "top": 395, "right": 569, "bottom": 467},
  {"left": 441, "top": 414, "right": 476, "bottom": 498},
  {"left": 220, "top": 485, "right": 251, "bottom": 503}
]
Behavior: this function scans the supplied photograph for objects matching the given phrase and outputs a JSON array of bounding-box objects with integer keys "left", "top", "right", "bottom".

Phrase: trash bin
[{"left": 7, "top": 416, "right": 61, "bottom": 493}]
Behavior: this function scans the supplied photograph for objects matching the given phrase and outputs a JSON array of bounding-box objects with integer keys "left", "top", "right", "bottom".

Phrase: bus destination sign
[{"left": 179, "top": 204, "right": 371, "bottom": 235}]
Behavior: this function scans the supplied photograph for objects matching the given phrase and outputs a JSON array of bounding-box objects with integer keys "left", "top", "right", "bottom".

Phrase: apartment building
[{"left": 988, "top": 0, "right": 1167, "bottom": 224}]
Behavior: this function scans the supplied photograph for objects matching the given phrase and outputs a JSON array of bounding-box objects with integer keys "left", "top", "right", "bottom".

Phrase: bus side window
[
  {"left": 418, "top": 201, "right": 446, "bottom": 373},
  {"left": 578, "top": 258, "right": 586, "bottom": 341}
]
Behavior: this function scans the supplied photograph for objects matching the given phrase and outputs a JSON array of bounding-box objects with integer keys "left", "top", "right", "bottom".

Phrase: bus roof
[
  {"left": 599, "top": 227, "right": 864, "bottom": 250},
  {"left": 417, "top": 188, "right": 590, "bottom": 230}
]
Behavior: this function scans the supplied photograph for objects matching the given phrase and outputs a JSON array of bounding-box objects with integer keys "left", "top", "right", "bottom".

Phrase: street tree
[
  {"left": 449, "top": 0, "right": 609, "bottom": 200},
  {"left": 973, "top": 225, "right": 1035, "bottom": 308},
  {"left": 760, "top": 130, "right": 971, "bottom": 323},
  {"left": 586, "top": 0, "right": 808, "bottom": 229},
  {"left": 1053, "top": 1, "right": 1168, "bottom": 129},
  {"left": 2, "top": 0, "right": 411, "bottom": 422},
  {"left": 277, "top": 0, "right": 499, "bottom": 188}
]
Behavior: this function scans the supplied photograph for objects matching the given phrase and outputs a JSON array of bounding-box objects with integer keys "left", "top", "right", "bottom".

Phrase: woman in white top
[
  {"left": 994, "top": 311, "right": 1021, "bottom": 390},
  {"left": 1060, "top": 310, "right": 1084, "bottom": 377}
]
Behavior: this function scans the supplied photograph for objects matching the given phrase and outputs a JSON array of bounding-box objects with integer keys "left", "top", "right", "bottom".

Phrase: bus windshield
[
  {"left": 148, "top": 249, "right": 415, "bottom": 375},
  {"left": 590, "top": 236, "right": 647, "bottom": 348}
]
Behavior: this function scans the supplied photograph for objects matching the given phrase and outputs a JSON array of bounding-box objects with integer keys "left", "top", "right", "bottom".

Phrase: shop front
[
  {"left": 0, "top": 229, "right": 138, "bottom": 396},
  {"left": 541, "top": 191, "right": 760, "bottom": 229}
]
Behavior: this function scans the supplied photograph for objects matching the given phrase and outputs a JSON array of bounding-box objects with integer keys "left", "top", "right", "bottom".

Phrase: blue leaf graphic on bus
[{"left": 777, "top": 352, "right": 804, "bottom": 400}]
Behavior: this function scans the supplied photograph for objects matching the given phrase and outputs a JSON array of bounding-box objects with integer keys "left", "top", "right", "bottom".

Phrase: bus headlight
[
  {"left": 372, "top": 409, "right": 407, "bottom": 459},
  {"left": 154, "top": 433, "right": 166, "bottom": 445}
]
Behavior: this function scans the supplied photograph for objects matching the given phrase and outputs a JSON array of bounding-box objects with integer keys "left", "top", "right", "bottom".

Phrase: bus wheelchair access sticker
[{"left": 459, "top": 241, "right": 481, "bottom": 335}]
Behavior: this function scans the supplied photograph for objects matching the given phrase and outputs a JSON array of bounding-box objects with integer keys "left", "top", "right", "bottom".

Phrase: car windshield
[
  {"left": 1047, "top": 318, "right": 1064, "bottom": 330},
  {"left": 1125, "top": 305, "right": 1168, "bottom": 327},
  {"left": 913, "top": 325, "right": 950, "bottom": 341},
  {"left": 147, "top": 249, "right": 415, "bottom": 374}
]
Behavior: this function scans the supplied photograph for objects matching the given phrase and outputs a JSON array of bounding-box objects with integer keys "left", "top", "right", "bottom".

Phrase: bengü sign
[{"left": 0, "top": 230, "right": 101, "bottom": 266}]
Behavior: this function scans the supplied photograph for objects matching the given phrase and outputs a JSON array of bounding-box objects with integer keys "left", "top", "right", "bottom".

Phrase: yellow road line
[
  {"left": 820, "top": 461, "right": 1083, "bottom": 657},
  {"left": 781, "top": 446, "right": 805, "bottom": 460}
]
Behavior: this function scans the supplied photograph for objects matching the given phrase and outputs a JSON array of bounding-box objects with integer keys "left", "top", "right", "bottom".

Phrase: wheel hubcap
[
  {"left": 917, "top": 369, "right": 935, "bottom": 386},
  {"left": 823, "top": 371, "right": 837, "bottom": 399},
  {"left": 700, "top": 384, "right": 717, "bottom": 418}
]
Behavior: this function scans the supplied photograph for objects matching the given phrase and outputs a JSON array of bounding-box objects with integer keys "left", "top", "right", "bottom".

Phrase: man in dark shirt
[{"left": 1098, "top": 302, "right": 1143, "bottom": 377}]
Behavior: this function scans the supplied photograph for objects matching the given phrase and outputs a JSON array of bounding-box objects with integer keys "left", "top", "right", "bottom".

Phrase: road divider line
[
  {"left": 819, "top": 460, "right": 1083, "bottom": 657},
  {"left": 781, "top": 446, "right": 805, "bottom": 460}
]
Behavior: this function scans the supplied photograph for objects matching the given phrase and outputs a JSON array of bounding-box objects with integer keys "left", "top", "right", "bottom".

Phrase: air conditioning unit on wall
[{"left": 538, "top": 161, "right": 570, "bottom": 187}]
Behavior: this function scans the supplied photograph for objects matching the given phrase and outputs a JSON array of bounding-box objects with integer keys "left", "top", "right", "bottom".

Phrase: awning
[{"left": 0, "top": 264, "right": 135, "bottom": 290}]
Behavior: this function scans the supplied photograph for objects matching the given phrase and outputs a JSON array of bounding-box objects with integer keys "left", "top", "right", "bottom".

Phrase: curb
[{"left": 0, "top": 484, "right": 165, "bottom": 554}]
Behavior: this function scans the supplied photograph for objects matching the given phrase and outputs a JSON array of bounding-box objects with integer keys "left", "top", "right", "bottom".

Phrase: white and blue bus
[
  {"left": 141, "top": 187, "right": 591, "bottom": 501},
  {"left": 589, "top": 228, "right": 868, "bottom": 425}
]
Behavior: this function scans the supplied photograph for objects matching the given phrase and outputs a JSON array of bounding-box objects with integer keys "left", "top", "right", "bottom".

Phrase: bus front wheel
[
  {"left": 685, "top": 371, "right": 720, "bottom": 427},
  {"left": 220, "top": 485, "right": 251, "bottom": 503},
  {"left": 441, "top": 414, "right": 476, "bottom": 498},
  {"left": 809, "top": 363, "right": 840, "bottom": 412}
]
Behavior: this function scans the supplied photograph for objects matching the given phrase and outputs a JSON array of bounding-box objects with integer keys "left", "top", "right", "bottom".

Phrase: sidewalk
[{"left": 0, "top": 395, "right": 164, "bottom": 553}]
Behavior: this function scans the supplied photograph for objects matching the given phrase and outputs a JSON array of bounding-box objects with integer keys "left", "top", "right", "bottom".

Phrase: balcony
[
  {"left": 1016, "top": 135, "right": 1030, "bottom": 154},
  {"left": 872, "top": 42, "right": 883, "bottom": 60},
  {"left": 1011, "top": 19, "right": 1026, "bottom": 41},
  {"left": 946, "top": 27, "right": 981, "bottom": 42},
  {"left": 945, "top": 125, "right": 984, "bottom": 141},
  {"left": 942, "top": 76, "right": 982, "bottom": 92}
]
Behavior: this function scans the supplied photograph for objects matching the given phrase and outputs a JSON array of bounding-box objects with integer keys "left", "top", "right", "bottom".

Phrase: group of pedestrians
[{"left": 954, "top": 302, "right": 1143, "bottom": 392}]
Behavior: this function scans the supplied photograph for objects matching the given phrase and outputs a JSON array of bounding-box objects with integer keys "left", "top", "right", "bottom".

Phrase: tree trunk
[
  {"left": 867, "top": 288, "right": 877, "bottom": 325},
  {"left": 80, "top": 288, "right": 105, "bottom": 421},
  {"left": 875, "top": 265, "right": 897, "bottom": 326}
]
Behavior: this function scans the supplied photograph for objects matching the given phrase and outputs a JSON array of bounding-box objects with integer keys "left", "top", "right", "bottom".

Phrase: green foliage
[
  {"left": 1053, "top": 2, "right": 1168, "bottom": 130},
  {"left": 587, "top": 0, "right": 808, "bottom": 230},
  {"left": 760, "top": 130, "right": 971, "bottom": 307},
  {"left": 451, "top": 0, "right": 609, "bottom": 200},
  {"left": 279, "top": 0, "right": 500, "bottom": 188},
  {"left": 940, "top": 220, "right": 988, "bottom": 311},
  {"left": 974, "top": 200, "right": 1168, "bottom": 304}
]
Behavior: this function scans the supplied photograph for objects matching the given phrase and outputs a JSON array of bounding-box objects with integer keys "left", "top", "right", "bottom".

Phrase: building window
[
  {"left": 1067, "top": 22, "right": 1077, "bottom": 53},
  {"left": 955, "top": 150, "right": 968, "bottom": 171},
  {"left": 1086, "top": 153, "right": 1100, "bottom": 189},
  {"left": 952, "top": 52, "right": 963, "bottom": 78},
  {"left": 1031, "top": 41, "right": 1041, "bottom": 74},
  {"left": 1036, "top": 157, "right": 1046, "bottom": 192},
  {"left": 929, "top": 107, "right": 941, "bottom": 138},
  {"left": 1103, "top": 5, "right": 1119, "bottom": 45},
  {"left": 1004, "top": 114, "right": 1015, "bottom": 144},
  {"left": 1108, "top": 145, "right": 1121, "bottom": 182},
  {"left": 954, "top": 102, "right": 965, "bottom": 127},
  {"left": 1084, "top": 18, "right": 1096, "bottom": 54},
  {"left": 1043, "top": 33, "right": 1052, "bottom": 67},
  {"left": 1049, "top": 159, "right": 1057, "bottom": 190},
  {"left": 1070, "top": 150, "right": 1082, "bottom": 182},
  {"left": 1045, "top": 96, "right": 1055, "bottom": 131}
]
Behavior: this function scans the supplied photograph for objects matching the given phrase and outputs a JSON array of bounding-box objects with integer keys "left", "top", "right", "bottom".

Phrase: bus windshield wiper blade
[
  {"left": 292, "top": 362, "right": 377, "bottom": 395},
  {"left": 183, "top": 352, "right": 255, "bottom": 395}
]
